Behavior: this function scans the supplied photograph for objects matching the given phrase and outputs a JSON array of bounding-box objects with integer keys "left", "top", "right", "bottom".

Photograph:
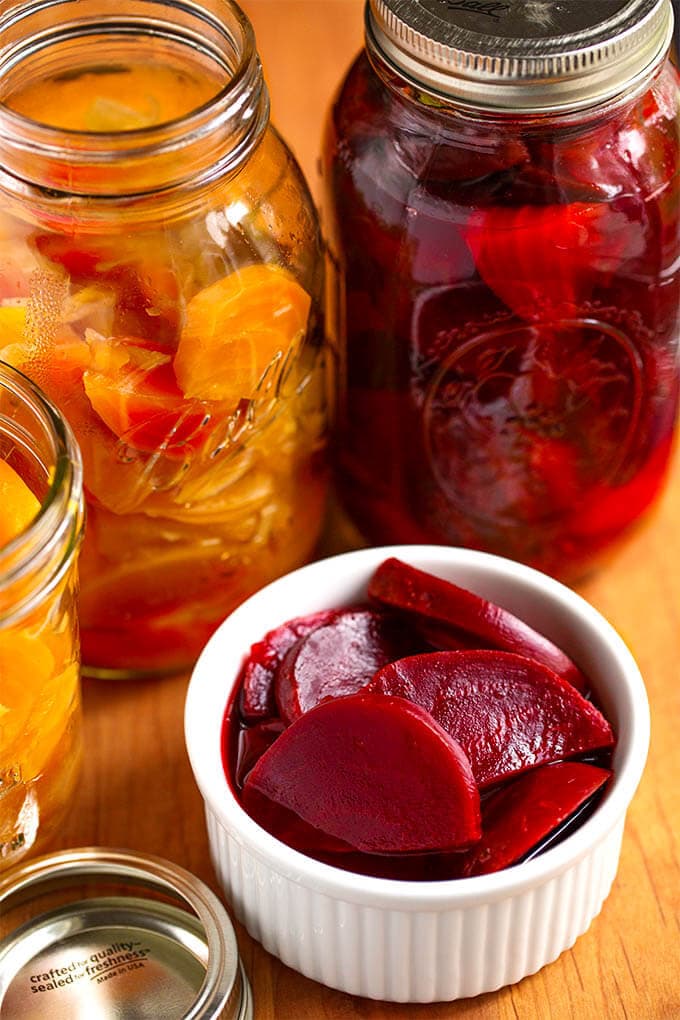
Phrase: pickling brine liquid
[
  {"left": 0, "top": 28, "right": 328, "bottom": 675},
  {"left": 7, "top": 61, "right": 220, "bottom": 131},
  {"left": 0, "top": 367, "right": 83, "bottom": 869},
  {"left": 0, "top": 593, "right": 82, "bottom": 868}
]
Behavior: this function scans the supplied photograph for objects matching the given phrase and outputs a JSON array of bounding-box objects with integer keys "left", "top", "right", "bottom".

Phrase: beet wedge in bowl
[{"left": 185, "top": 546, "right": 650, "bottom": 1003}]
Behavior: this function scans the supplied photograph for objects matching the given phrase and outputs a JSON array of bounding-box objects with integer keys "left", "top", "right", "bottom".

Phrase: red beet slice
[
  {"left": 368, "top": 650, "right": 614, "bottom": 788},
  {"left": 240, "top": 785, "right": 357, "bottom": 856},
  {"left": 463, "top": 201, "right": 626, "bottom": 316},
  {"left": 274, "top": 608, "right": 420, "bottom": 725},
  {"left": 242, "top": 692, "right": 482, "bottom": 854},
  {"left": 240, "top": 609, "right": 339, "bottom": 720},
  {"left": 458, "top": 762, "right": 612, "bottom": 877},
  {"left": 368, "top": 557, "right": 588, "bottom": 691}
]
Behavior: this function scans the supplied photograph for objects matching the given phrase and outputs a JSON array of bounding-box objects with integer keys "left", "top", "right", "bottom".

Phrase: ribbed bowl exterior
[{"left": 205, "top": 806, "right": 624, "bottom": 1002}]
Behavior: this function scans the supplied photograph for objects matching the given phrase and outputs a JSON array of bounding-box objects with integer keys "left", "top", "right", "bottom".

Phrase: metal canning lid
[
  {"left": 0, "top": 848, "right": 252, "bottom": 1020},
  {"left": 367, "top": 0, "right": 675, "bottom": 112}
]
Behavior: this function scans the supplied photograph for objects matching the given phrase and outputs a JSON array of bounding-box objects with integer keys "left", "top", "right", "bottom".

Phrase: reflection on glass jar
[
  {"left": 324, "top": 0, "right": 680, "bottom": 581},
  {"left": 0, "top": 362, "right": 84, "bottom": 869},
  {"left": 0, "top": 0, "right": 328, "bottom": 676}
]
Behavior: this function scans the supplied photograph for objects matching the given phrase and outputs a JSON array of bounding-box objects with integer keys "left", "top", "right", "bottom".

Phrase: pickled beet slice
[
  {"left": 242, "top": 692, "right": 482, "bottom": 854},
  {"left": 457, "top": 762, "right": 612, "bottom": 877},
  {"left": 368, "top": 650, "right": 614, "bottom": 788},
  {"left": 240, "top": 787, "right": 356, "bottom": 856},
  {"left": 240, "top": 609, "right": 340, "bottom": 720},
  {"left": 463, "top": 201, "right": 627, "bottom": 316},
  {"left": 368, "top": 558, "right": 588, "bottom": 691},
  {"left": 274, "top": 608, "right": 420, "bottom": 725}
]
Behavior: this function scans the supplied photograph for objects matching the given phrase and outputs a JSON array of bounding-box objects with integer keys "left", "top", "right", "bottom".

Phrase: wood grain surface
[{"left": 56, "top": 3, "right": 680, "bottom": 1018}]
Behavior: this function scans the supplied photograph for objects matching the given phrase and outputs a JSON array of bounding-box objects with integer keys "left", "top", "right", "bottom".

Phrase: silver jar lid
[
  {"left": 0, "top": 848, "right": 252, "bottom": 1020},
  {"left": 367, "top": 0, "right": 675, "bottom": 111}
]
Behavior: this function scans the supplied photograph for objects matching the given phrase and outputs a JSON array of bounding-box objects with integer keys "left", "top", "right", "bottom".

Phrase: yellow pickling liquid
[{"left": 6, "top": 61, "right": 221, "bottom": 131}]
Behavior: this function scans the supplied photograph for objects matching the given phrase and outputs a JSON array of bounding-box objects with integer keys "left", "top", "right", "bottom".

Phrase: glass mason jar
[
  {"left": 324, "top": 0, "right": 680, "bottom": 581},
  {"left": 0, "top": 362, "right": 84, "bottom": 869},
  {"left": 0, "top": 0, "right": 328, "bottom": 677}
]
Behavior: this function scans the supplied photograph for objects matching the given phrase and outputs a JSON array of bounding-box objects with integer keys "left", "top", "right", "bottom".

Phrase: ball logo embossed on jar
[{"left": 423, "top": 319, "right": 644, "bottom": 527}]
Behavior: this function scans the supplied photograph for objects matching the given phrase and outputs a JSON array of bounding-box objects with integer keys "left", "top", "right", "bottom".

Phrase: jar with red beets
[{"left": 324, "top": 0, "right": 680, "bottom": 581}]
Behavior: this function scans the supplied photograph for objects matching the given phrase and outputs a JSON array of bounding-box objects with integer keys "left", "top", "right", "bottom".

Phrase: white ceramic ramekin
[{"left": 185, "top": 546, "right": 650, "bottom": 1003}]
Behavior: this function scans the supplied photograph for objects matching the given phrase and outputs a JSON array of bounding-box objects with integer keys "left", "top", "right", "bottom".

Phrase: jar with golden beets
[
  {"left": 0, "top": 362, "right": 84, "bottom": 868},
  {"left": 324, "top": 0, "right": 680, "bottom": 581},
  {"left": 0, "top": 0, "right": 328, "bottom": 676}
]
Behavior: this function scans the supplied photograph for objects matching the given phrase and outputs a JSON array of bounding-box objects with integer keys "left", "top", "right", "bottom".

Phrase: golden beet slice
[
  {"left": 242, "top": 692, "right": 481, "bottom": 855},
  {"left": 174, "top": 264, "right": 311, "bottom": 403},
  {"left": 0, "top": 630, "right": 59, "bottom": 777},
  {"left": 83, "top": 335, "right": 212, "bottom": 454},
  {"left": 0, "top": 460, "right": 40, "bottom": 547}
]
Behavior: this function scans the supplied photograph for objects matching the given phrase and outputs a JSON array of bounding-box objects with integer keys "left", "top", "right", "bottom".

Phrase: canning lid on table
[{"left": 0, "top": 848, "right": 252, "bottom": 1019}]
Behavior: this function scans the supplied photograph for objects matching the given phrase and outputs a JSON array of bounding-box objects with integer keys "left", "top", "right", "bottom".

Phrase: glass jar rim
[
  {"left": 366, "top": 0, "right": 675, "bottom": 114},
  {"left": 0, "top": 361, "right": 84, "bottom": 626},
  {"left": 0, "top": 0, "right": 269, "bottom": 197},
  {"left": 365, "top": 20, "right": 673, "bottom": 126}
]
